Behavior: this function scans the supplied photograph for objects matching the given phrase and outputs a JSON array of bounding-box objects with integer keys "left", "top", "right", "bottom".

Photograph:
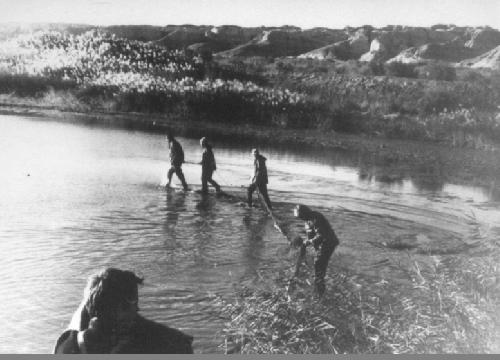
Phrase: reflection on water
[{"left": 0, "top": 115, "right": 499, "bottom": 353}]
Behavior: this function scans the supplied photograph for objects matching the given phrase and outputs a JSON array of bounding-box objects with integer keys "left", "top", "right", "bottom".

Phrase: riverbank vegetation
[
  {"left": 1, "top": 29, "right": 500, "bottom": 149},
  {"left": 215, "top": 220, "right": 500, "bottom": 354}
]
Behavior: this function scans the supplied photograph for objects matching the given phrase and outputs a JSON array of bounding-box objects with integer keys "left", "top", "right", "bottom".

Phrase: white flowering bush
[
  {"left": 4, "top": 30, "right": 196, "bottom": 80},
  {"left": 89, "top": 72, "right": 303, "bottom": 107},
  {"left": 0, "top": 30, "right": 306, "bottom": 112}
]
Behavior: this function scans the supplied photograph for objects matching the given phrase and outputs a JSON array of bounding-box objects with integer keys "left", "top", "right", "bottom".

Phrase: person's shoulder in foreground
[
  {"left": 54, "top": 267, "right": 194, "bottom": 354},
  {"left": 118, "top": 314, "right": 193, "bottom": 354}
]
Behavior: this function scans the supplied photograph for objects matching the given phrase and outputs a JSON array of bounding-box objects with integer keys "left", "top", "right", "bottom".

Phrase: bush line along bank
[{"left": 1, "top": 29, "right": 500, "bottom": 148}]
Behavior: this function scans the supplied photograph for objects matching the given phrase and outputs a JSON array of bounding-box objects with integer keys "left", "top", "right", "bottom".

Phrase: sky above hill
[{"left": 1, "top": 0, "right": 499, "bottom": 29}]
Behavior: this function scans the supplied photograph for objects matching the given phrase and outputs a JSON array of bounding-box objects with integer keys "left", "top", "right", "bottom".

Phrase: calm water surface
[{"left": 0, "top": 115, "right": 498, "bottom": 353}]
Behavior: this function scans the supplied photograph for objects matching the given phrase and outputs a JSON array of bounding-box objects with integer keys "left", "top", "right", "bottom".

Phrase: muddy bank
[{"left": 2, "top": 103, "right": 499, "bottom": 191}]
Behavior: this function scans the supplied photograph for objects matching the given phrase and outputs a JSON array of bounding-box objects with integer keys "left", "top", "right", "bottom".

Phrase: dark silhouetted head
[
  {"left": 83, "top": 268, "right": 143, "bottom": 331},
  {"left": 293, "top": 204, "right": 313, "bottom": 220}
]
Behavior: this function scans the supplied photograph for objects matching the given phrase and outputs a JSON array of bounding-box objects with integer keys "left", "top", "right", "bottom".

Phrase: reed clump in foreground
[{"left": 215, "top": 244, "right": 499, "bottom": 354}]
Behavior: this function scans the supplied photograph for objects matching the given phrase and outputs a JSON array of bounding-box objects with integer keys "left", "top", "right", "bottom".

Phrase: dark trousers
[
  {"left": 167, "top": 165, "right": 188, "bottom": 190},
  {"left": 201, "top": 170, "right": 220, "bottom": 193},
  {"left": 314, "top": 245, "right": 335, "bottom": 297},
  {"left": 247, "top": 182, "right": 272, "bottom": 210}
]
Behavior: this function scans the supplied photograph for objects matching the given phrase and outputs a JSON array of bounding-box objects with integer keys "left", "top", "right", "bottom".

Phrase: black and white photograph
[{"left": 0, "top": 0, "right": 499, "bottom": 354}]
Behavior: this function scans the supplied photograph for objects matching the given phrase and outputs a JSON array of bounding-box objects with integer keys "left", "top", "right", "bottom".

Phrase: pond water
[{"left": 0, "top": 115, "right": 498, "bottom": 353}]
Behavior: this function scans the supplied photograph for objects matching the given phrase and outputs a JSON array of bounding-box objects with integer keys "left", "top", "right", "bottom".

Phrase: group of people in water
[
  {"left": 54, "top": 132, "right": 340, "bottom": 354},
  {"left": 165, "top": 132, "right": 273, "bottom": 210}
]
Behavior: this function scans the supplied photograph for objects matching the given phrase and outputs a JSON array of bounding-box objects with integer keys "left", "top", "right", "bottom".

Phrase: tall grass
[
  {"left": 1, "top": 29, "right": 500, "bottom": 147},
  {"left": 0, "top": 73, "right": 77, "bottom": 96},
  {"left": 216, "top": 220, "right": 500, "bottom": 354}
]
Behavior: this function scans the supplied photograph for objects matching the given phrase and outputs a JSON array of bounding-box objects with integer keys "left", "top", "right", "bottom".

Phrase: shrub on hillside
[
  {"left": 420, "top": 108, "right": 500, "bottom": 147},
  {"left": 458, "top": 69, "right": 489, "bottom": 83},
  {"left": 318, "top": 101, "right": 364, "bottom": 133},
  {"left": 369, "top": 61, "right": 386, "bottom": 76},
  {"left": 334, "top": 60, "right": 363, "bottom": 76},
  {"left": 275, "top": 61, "right": 294, "bottom": 74},
  {"left": 416, "top": 62, "right": 456, "bottom": 81},
  {"left": 358, "top": 63, "right": 373, "bottom": 76},
  {"left": 418, "top": 87, "right": 460, "bottom": 114},
  {"left": 209, "top": 63, "right": 268, "bottom": 85},
  {"left": 0, "top": 73, "right": 77, "bottom": 97},
  {"left": 384, "top": 62, "right": 418, "bottom": 78}
]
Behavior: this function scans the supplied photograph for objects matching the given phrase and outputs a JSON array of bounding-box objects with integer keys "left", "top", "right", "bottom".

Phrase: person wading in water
[
  {"left": 166, "top": 132, "right": 189, "bottom": 191},
  {"left": 199, "top": 137, "right": 221, "bottom": 194},
  {"left": 293, "top": 204, "right": 339, "bottom": 298},
  {"left": 247, "top": 148, "right": 272, "bottom": 210},
  {"left": 54, "top": 268, "right": 193, "bottom": 354}
]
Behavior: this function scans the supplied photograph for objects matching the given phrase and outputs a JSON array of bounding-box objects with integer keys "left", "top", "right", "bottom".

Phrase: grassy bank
[
  {"left": 220, "top": 57, "right": 500, "bottom": 147},
  {"left": 1, "top": 29, "right": 500, "bottom": 149},
  {"left": 214, "top": 237, "right": 500, "bottom": 354},
  {"left": 1, "top": 71, "right": 500, "bottom": 150}
]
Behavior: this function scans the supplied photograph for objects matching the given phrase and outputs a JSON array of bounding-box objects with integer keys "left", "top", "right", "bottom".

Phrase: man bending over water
[
  {"left": 293, "top": 205, "right": 339, "bottom": 297},
  {"left": 54, "top": 268, "right": 193, "bottom": 353}
]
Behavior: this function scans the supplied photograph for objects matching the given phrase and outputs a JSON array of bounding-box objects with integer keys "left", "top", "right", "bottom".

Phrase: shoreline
[{"left": 2, "top": 102, "right": 499, "bottom": 190}]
